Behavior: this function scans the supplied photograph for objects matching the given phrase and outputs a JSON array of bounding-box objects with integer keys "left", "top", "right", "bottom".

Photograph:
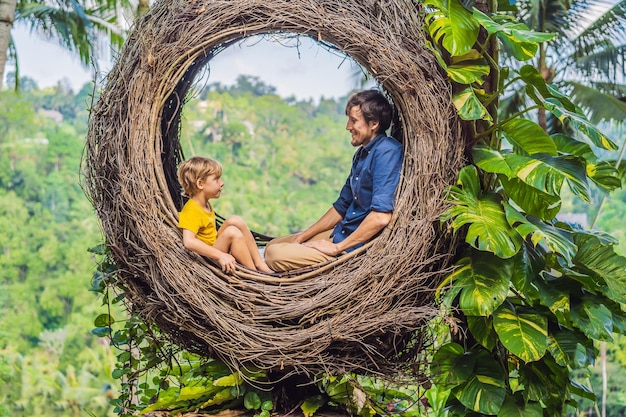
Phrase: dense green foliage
[{"left": 424, "top": 0, "right": 626, "bottom": 415}]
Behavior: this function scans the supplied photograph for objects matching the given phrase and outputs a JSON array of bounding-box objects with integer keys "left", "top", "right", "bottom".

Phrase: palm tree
[
  {"left": 502, "top": 0, "right": 626, "bottom": 129},
  {"left": 0, "top": 0, "right": 133, "bottom": 92}
]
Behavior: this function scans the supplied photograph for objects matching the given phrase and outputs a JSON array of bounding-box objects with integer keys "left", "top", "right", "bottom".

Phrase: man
[{"left": 265, "top": 89, "right": 404, "bottom": 272}]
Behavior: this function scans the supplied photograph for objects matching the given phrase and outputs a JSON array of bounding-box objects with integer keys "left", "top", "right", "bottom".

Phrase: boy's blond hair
[{"left": 177, "top": 156, "right": 223, "bottom": 197}]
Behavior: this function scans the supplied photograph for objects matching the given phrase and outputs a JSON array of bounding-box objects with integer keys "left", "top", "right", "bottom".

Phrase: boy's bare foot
[{"left": 256, "top": 260, "right": 274, "bottom": 273}]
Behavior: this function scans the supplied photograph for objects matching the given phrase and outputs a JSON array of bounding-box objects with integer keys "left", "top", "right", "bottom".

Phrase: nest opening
[{"left": 84, "top": 0, "right": 466, "bottom": 377}]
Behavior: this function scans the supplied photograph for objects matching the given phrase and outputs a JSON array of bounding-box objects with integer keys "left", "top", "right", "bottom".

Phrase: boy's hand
[{"left": 217, "top": 253, "right": 237, "bottom": 274}]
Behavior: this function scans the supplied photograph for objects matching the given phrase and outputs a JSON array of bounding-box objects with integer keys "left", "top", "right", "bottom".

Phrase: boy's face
[
  {"left": 346, "top": 106, "right": 379, "bottom": 147},
  {"left": 197, "top": 173, "right": 224, "bottom": 199}
]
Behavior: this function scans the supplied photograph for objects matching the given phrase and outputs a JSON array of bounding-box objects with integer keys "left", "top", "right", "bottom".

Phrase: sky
[{"left": 9, "top": 25, "right": 365, "bottom": 101}]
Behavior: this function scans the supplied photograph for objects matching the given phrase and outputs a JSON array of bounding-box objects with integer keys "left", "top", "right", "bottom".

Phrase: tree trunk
[{"left": 0, "top": 0, "right": 17, "bottom": 93}]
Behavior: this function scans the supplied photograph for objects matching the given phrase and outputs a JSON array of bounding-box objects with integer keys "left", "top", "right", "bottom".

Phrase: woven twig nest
[{"left": 83, "top": 0, "right": 465, "bottom": 376}]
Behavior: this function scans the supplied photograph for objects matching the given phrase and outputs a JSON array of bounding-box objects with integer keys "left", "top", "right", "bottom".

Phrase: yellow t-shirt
[{"left": 178, "top": 199, "right": 217, "bottom": 246}]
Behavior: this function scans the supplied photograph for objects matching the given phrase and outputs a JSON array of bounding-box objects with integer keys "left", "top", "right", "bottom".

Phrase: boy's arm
[{"left": 182, "top": 229, "right": 237, "bottom": 274}]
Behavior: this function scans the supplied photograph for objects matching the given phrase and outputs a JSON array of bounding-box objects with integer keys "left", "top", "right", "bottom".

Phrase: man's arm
[
  {"left": 304, "top": 210, "right": 391, "bottom": 256},
  {"left": 292, "top": 207, "right": 343, "bottom": 244}
]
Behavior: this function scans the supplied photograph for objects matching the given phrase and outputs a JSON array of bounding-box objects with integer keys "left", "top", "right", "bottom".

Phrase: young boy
[{"left": 177, "top": 156, "right": 273, "bottom": 273}]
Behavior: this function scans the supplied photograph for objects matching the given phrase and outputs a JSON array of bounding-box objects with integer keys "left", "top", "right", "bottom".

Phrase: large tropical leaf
[
  {"left": 497, "top": 396, "right": 543, "bottom": 417},
  {"left": 500, "top": 176, "right": 561, "bottom": 220},
  {"left": 518, "top": 357, "right": 569, "bottom": 404},
  {"left": 493, "top": 304, "right": 548, "bottom": 362},
  {"left": 473, "top": 9, "right": 554, "bottom": 61},
  {"left": 503, "top": 203, "right": 577, "bottom": 264},
  {"left": 473, "top": 146, "right": 590, "bottom": 201},
  {"left": 573, "top": 233, "right": 626, "bottom": 303},
  {"left": 501, "top": 118, "right": 558, "bottom": 155},
  {"left": 453, "top": 87, "right": 492, "bottom": 120},
  {"left": 446, "top": 64, "right": 491, "bottom": 84},
  {"left": 570, "top": 296, "right": 614, "bottom": 342},
  {"left": 467, "top": 315, "right": 498, "bottom": 350},
  {"left": 426, "top": 0, "right": 480, "bottom": 56},
  {"left": 446, "top": 252, "right": 513, "bottom": 316},
  {"left": 551, "top": 133, "right": 621, "bottom": 193},
  {"left": 520, "top": 74, "right": 619, "bottom": 151},
  {"left": 453, "top": 348, "right": 507, "bottom": 414},
  {"left": 533, "top": 276, "right": 571, "bottom": 325},
  {"left": 442, "top": 166, "right": 521, "bottom": 258},
  {"left": 547, "top": 329, "right": 593, "bottom": 368},
  {"left": 430, "top": 343, "right": 475, "bottom": 388}
]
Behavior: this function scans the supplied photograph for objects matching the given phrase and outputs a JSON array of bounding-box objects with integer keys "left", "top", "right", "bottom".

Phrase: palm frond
[
  {"left": 565, "top": 80, "right": 626, "bottom": 123},
  {"left": 572, "top": 0, "right": 626, "bottom": 44},
  {"left": 571, "top": 42, "right": 626, "bottom": 82}
]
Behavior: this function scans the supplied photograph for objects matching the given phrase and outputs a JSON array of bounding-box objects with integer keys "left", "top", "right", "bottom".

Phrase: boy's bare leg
[
  {"left": 221, "top": 216, "right": 273, "bottom": 272},
  {"left": 214, "top": 225, "right": 256, "bottom": 270}
]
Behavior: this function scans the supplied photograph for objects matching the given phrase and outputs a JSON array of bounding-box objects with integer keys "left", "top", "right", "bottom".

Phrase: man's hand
[
  {"left": 217, "top": 252, "right": 237, "bottom": 274},
  {"left": 303, "top": 240, "right": 341, "bottom": 256}
]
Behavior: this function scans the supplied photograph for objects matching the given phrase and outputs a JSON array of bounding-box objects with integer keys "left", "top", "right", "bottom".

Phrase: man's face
[{"left": 346, "top": 106, "right": 379, "bottom": 147}]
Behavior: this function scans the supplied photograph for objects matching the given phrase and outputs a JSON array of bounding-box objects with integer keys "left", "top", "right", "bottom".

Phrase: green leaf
[
  {"left": 426, "top": 0, "right": 480, "bottom": 56},
  {"left": 552, "top": 134, "right": 621, "bottom": 193},
  {"left": 547, "top": 330, "right": 591, "bottom": 368},
  {"left": 244, "top": 392, "right": 262, "bottom": 410},
  {"left": 500, "top": 118, "right": 557, "bottom": 155},
  {"left": 534, "top": 278, "right": 570, "bottom": 324},
  {"left": 454, "top": 349, "right": 506, "bottom": 414},
  {"left": 493, "top": 304, "right": 548, "bottom": 362},
  {"left": 473, "top": 147, "right": 590, "bottom": 201},
  {"left": 442, "top": 166, "right": 521, "bottom": 258},
  {"left": 472, "top": 10, "right": 553, "bottom": 61},
  {"left": 503, "top": 204, "right": 577, "bottom": 264},
  {"left": 431, "top": 343, "right": 475, "bottom": 388},
  {"left": 91, "top": 327, "right": 111, "bottom": 337},
  {"left": 570, "top": 297, "right": 614, "bottom": 342},
  {"left": 213, "top": 372, "right": 243, "bottom": 387},
  {"left": 301, "top": 395, "right": 327, "bottom": 417},
  {"left": 497, "top": 396, "right": 543, "bottom": 417},
  {"left": 446, "top": 64, "right": 491, "bottom": 84},
  {"left": 500, "top": 176, "right": 561, "bottom": 221},
  {"left": 198, "top": 387, "right": 236, "bottom": 408},
  {"left": 573, "top": 233, "right": 626, "bottom": 303},
  {"left": 467, "top": 315, "right": 497, "bottom": 350},
  {"left": 452, "top": 87, "right": 492, "bottom": 121},
  {"left": 448, "top": 252, "right": 513, "bottom": 316},
  {"left": 94, "top": 313, "right": 114, "bottom": 327},
  {"left": 519, "top": 66, "right": 617, "bottom": 151}
]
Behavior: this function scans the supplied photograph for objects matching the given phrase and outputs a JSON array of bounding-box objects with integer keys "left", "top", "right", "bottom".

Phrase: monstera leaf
[
  {"left": 472, "top": 9, "right": 553, "bottom": 61},
  {"left": 425, "top": 0, "right": 480, "bottom": 56},
  {"left": 493, "top": 303, "right": 548, "bottom": 362},
  {"left": 442, "top": 166, "right": 521, "bottom": 258},
  {"left": 473, "top": 146, "right": 590, "bottom": 201}
]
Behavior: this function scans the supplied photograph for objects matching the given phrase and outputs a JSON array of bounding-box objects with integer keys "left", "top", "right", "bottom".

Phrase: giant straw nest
[{"left": 83, "top": 0, "right": 466, "bottom": 377}]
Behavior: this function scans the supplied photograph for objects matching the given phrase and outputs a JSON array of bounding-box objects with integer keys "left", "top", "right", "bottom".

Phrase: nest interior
[{"left": 83, "top": 0, "right": 465, "bottom": 377}]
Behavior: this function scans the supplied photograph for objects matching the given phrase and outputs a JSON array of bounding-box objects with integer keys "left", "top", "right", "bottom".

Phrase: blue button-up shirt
[{"left": 332, "top": 134, "right": 403, "bottom": 251}]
